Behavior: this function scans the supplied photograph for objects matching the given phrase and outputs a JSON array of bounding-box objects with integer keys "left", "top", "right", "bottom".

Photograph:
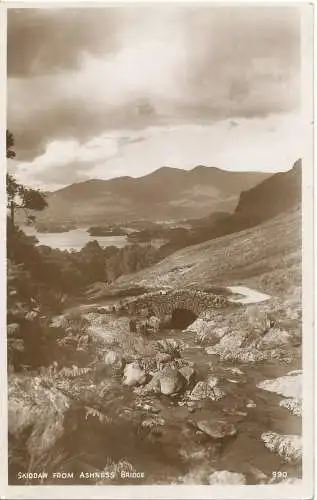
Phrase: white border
[{"left": 0, "top": 1, "right": 315, "bottom": 499}]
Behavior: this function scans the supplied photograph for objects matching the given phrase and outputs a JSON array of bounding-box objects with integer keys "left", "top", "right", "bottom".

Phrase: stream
[{"left": 42, "top": 291, "right": 301, "bottom": 486}]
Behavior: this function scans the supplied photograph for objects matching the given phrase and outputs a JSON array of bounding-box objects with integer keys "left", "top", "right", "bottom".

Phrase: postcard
[{"left": 1, "top": 1, "right": 314, "bottom": 498}]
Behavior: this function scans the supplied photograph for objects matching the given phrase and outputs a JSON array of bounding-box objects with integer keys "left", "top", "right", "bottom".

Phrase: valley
[
  {"left": 25, "top": 165, "right": 270, "bottom": 227},
  {"left": 6, "top": 5, "right": 307, "bottom": 492},
  {"left": 7, "top": 160, "right": 303, "bottom": 486}
]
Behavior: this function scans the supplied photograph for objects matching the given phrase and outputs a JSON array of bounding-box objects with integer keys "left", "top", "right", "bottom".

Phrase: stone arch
[
  {"left": 167, "top": 307, "right": 197, "bottom": 329},
  {"left": 123, "top": 289, "right": 228, "bottom": 325}
]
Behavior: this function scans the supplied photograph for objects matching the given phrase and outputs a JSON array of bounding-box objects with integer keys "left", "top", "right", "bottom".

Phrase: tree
[
  {"left": 6, "top": 130, "right": 16, "bottom": 159},
  {"left": 6, "top": 130, "right": 48, "bottom": 226},
  {"left": 77, "top": 240, "right": 106, "bottom": 283}
]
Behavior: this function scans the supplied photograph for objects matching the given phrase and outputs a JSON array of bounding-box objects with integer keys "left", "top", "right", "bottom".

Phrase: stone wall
[{"left": 121, "top": 289, "right": 229, "bottom": 321}]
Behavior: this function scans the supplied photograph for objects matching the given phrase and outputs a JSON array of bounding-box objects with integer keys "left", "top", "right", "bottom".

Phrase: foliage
[
  {"left": 6, "top": 130, "right": 48, "bottom": 225},
  {"left": 6, "top": 130, "right": 16, "bottom": 159},
  {"left": 8, "top": 221, "right": 160, "bottom": 299},
  {"left": 7, "top": 172, "right": 48, "bottom": 225}
]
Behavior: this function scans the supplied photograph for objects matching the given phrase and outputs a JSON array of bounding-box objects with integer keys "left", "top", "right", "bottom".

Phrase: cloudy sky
[{"left": 7, "top": 6, "right": 302, "bottom": 191}]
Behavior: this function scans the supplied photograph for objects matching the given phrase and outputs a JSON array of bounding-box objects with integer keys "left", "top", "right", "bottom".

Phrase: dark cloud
[
  {"left": 7, "top": 5, "right": 301, "bottom": 163},
  {"left": 182, "top": 7, "right": 300, "bottom": 107},
  {"left": 30, "top": 160, "right": 95, "bottom": 186},
  {"left": 7, "top": 8, "right": 120, "bottom": 77},
  {"left": 7, "top": 97, "right": 161, "bottom": 161}
]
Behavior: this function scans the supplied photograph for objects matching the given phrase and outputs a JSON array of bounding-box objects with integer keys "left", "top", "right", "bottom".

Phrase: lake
[{"left": 22, "top": 226, "right": 129, "bottom": 252}]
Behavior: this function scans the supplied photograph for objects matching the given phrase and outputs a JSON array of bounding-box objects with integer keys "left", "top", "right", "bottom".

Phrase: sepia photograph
[{"left": 2, "top": 2, "right": 314, "bottom": 498}]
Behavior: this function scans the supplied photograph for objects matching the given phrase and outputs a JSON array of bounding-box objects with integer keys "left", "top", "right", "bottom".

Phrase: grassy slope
[{"left": 115, "top": 208, "right": 301, "bottom": 299}]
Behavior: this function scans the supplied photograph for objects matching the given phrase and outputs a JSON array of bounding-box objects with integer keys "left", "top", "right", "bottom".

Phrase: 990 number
[{"left": 272, "top": 471, "right": 288, "bottom": 479}]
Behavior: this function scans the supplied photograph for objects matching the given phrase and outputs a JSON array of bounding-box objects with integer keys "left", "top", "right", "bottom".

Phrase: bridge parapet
[{"left": 121, "top": 289, "right": 229, "bottom": 320}]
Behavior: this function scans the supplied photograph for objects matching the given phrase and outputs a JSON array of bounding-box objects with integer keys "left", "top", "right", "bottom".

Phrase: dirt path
[{"left": 227, "top": 285, "right": 271, "bottom": 305}]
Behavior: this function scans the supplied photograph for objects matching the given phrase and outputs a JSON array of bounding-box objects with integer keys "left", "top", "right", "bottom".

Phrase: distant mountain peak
[
  {"left": 34, "top": 164, "right": 272, "bottom": 226},
  {"left": 191, "top": 164, "right": 210, "bottom": 170},
  {"left": 153, "top": 165, "right": 184, "bottom": 173}
]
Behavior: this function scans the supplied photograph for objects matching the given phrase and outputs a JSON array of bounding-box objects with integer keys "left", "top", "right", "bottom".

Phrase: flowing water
[
  {"left": 9, "top": 290, "right": 301, "bottom": 486},
  {"left": 40, "top": 308, "right": 301, "bottom": 485}
]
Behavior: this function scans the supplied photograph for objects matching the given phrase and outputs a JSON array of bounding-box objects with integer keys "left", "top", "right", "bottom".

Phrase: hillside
[
  {"left": 112, "top": 207, "right": 301, "bottom": 298},
  {"left": 32, "top": 165, "right": 270, "bottom": 226},
  {"left": 235, "top": 159, "right": 301, "bottom": 221},
  {"left": 187, "top": 160, "right": 301, "bottom": 245},
  {"left": 8, "top": 189, "right": 303, "bottom": 487}
]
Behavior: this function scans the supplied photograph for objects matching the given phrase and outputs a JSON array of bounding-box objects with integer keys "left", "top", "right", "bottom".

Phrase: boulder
[
  {"left": 186, "top": 318, "right": 213, "bottom": 338},
  {"left": 123, "top": 362, "right": 147, "bottom": 387},
  {"left": 158, "top": 367, "right": 187, "bottom": 395},
  {"left": 261, "top": 432, "right": 302, "bottom": 463},
  {"left": 279, "top": 397, "right": 302, "bottom": 416},
  {"left": 259, "top": 328, "right": 292, "bottom": 349},
  {"left": 179, "top": 366, "right": 196, "bottom": 388},
  {"left": 216, "top": 330, "right": 246, "bottom": 350},
  {"left": 257, "top": 371, "right": 302, "bottom": 399},
  {"left": 186, "top": 319, "right": 229, "bottom": 344},
  {"left": 195, "top": 420, "right": 237, "bottom": 440},
  {"left": 208, "top": 471, "right": 246, "bottom": 485},
  {"left": 190, "top": 381, "right": 225, "bottom": 401}
]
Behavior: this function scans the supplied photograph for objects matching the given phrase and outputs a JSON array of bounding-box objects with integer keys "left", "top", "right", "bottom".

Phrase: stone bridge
[{"left": 121, "top": 289, "right": 229, "bottom": 325}]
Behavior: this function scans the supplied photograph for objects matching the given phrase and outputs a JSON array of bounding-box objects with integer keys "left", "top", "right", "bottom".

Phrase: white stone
[
  {"left": 246, "top": 400, "right": 256, "bottom": 408},
  {"left": 159, "top": 368, "right": 186, "bottom": 395},
  {"left": 196, "top": 420, "right": 237, "bottom": 440},
  {"left": 208, "top": 471, "right": 246, "bottom": 485},
  {"left": 217, "top": 331, "right": 246, "bottom": 350},
  {"left": 190, "top": 381, "right": 225, "bottom": 401},
  {"left": 257, "top": 372, "right": 302, "bottom": 399},
  {"left": 123, "top": 362, "right": 147, "bottom": 387},
  {"left": 261, "top": 432, "right": 302, "bottom": 463},
  {"left": 279, "top": 398, "right": 302, "bottom": 416}
]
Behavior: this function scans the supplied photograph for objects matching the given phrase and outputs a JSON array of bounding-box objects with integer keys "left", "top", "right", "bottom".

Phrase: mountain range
[
  {"left": 112, "top": 161, "right": 302, "bottom": 293},
  {"left": 188, "top": 159, "right": 302, "bottom": 244},
  {"left": 32, "top": 165, "right": 271, "bottom": 226}
]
